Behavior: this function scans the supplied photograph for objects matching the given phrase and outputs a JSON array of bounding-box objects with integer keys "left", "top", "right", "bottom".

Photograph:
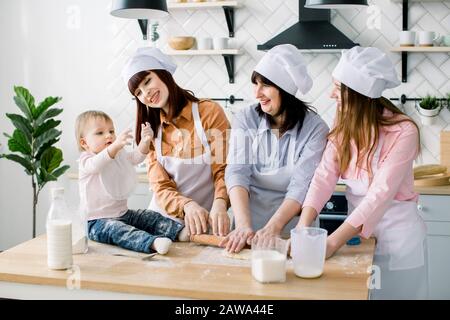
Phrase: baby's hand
[
  {"left": 114, "top": 128, "right": 133, "bottom": 149},
  {"left": 107, "top": 128, "right": 133, "bottom": 159},
  {"left": 140, "top": 122, "right": 154, "bottom": 144}
]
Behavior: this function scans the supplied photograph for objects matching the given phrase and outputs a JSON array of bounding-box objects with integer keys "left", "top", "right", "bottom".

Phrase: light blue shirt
[{"left": 225, "top": 104, "right": 329, "bottom": 205}]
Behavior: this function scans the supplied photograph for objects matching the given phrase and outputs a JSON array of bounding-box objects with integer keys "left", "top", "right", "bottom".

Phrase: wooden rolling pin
[
  {"left": 189, "top": 234, "right": 251, "bottom": 249},
  {"left": 190, "top": 234, "right": 292, "bottom": 254}
]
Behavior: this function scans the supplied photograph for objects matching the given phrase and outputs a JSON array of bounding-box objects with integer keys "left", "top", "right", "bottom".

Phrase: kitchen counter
[
  {"left": 67, "top": 173, "right": 450, "bottom": 195},
  {"left": 334, "top": 184, "right": 450, "bottom": 196},
  {"left": 0, "top": 235, "right": 375, "bottom": 300}
]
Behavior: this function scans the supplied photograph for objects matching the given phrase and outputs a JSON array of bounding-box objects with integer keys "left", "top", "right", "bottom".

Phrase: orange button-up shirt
[{"left": 147, "top": 100, "right": 230, "bottom": 219}]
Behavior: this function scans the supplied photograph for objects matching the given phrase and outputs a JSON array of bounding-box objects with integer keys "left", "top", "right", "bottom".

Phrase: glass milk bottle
[
  {"left": 46, "top": 187, "right": 73, "bottom": 270},
  {"left": 71, "top": 206, "right": 88, "bottom": 254}
]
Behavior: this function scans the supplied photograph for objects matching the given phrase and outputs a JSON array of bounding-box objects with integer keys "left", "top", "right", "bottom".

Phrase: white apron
[
  {"left": 248, "top": 120, "right": 301, "bottom": 237},
  {"left": 342, "top": 135, "right": 428, "bottom": 299},
  {"left": 148, "top": 102, "right": 215, "bottom": 224}
]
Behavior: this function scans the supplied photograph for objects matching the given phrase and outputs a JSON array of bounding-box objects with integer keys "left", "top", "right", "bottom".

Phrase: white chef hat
[
  {"left": 121, "top": 47, "right": 177, "bottom": 84},
  {"left": 332, "top": 46, "right": 400, "bottom": 99},
  {"left": 254, "top": 44, "right": 313, "bottom": 98}
]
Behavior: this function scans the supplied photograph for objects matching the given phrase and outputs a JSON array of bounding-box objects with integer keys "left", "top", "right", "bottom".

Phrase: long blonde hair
[{"left": 329, "top": 84, "right": 420, "bottom": 178}]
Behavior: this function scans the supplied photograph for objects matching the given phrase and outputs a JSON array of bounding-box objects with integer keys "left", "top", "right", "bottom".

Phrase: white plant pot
[{"left": 416, "top": 102, "right": 440, "bottom": 125}]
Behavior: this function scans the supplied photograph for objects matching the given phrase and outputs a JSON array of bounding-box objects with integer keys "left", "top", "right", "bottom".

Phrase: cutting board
[
  {"left": 414, "top": 173, "right": 450, "bottom": 187},
  {"left": 413, "top": 163, "right": 450, "bottom": 187},
  {"left": 441, "top": 131, "right": 450, "bottom": 170},
  {"left": 413, "top": 131, "right": 450, "bottom": 187}
]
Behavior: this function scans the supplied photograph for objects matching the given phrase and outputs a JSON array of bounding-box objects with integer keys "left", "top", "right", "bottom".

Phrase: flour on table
[
  {"left": 192, "top": 246, "right": 251, "bottom": 267},
  {"left": 222, "top": 249, "right": 252, "bottom": 260}
]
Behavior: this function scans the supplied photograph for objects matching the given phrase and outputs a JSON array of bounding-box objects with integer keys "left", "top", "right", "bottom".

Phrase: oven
[{"left": 318, "top": 193, "right": 348, "bottom": 235}]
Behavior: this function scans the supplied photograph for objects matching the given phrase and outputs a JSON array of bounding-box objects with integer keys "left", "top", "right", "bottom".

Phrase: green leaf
[
  {"left": 48, "top": 165, "right": 70, "bottom": 179},
  {"left": 37, "top": 168, "right": 45, "bottom": 185},
  {"left": 14, "top": 86, "right": 35, "bottom": 111},
  {"left": 33, "top": 119, "right": 61, "bottom": 138},
  {"left": 36, "top": 108, "right": 63, "bottom": 127},
  {"left": 3, "top": 133, "right": 12, "bottom": 139},
  {"left": 8, "top": 130, "right": 32, "bottom": 155},
  {"left": 13, "top": 86, "right": 35, "bottom": 120},
  {"left": 35, "top": 138, "right": 59, "bottom": 159},
  {"left": 34, "top": 129, "right": 61, "bottom": 156},
  {"left": 6, "top": 113, "right": 33, "bottom": 143},
  {"left": 1, "top": 154, "right": 34, "bottom": 174},
  {"left": 34, "top": 96, "right": 62, "bottom": 119},
  {"left": 37, "top": 168, "right": 52, "bottom": 187},
  {"left": 13, "top": 95, "right": 33, "bottom": 120},
  {"left": 40, "top": 147, "right": 62, "bottom": 173}
]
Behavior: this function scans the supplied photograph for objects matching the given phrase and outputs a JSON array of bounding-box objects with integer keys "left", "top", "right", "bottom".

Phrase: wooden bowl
[{"left": 168, "top": 36, "right": 195, "bottom": 50}]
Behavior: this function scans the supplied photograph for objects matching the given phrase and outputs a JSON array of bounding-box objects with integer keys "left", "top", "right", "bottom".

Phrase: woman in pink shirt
[{"left": 297, "top": 46, "right": 427, "bottom": 299}]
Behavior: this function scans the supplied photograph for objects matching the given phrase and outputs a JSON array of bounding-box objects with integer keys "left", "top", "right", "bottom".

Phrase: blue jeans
[{"left": 88, "top": 209, "right": 184, "bottom": 253}]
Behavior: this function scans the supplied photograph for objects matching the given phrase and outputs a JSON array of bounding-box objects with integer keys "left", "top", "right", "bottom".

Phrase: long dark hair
[
  {"left": 127, "top": 69, "right": 199, "bottom": 144},
  {"left": 329, "top": 83, "right": 420, "bottom": 178},
  {"left": 251, "top": 71, "right": 314, "bottom": 134}
]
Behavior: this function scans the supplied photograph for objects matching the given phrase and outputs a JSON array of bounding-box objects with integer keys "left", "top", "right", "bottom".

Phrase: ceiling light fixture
[{"left": 110, "top": 0, "right": 168, "bottom": 40}]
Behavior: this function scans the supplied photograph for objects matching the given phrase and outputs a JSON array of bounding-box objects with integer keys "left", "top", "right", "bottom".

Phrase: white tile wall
[
  {"left": 159, "top": 0, "right": 450, "bottom": 162},
  {"left": 0, "top": 0, "right": 449, "bottom": 249}
]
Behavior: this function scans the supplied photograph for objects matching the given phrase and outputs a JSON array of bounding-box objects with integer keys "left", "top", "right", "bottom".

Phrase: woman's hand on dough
[
  {"left": 325, "top": 237, "right": 338, "bottom": 259},
  {"left": 220, "top": 226, "right": 254, "bottom": 253},
  {"left": 183, "top": 201, "right": 209, "bottom": 235},
  {"left": 253, "top": 223, "right": 282, "bottom": 241},
  {"left": 209, "top": 199, "right": 230, "bottom": 237}
]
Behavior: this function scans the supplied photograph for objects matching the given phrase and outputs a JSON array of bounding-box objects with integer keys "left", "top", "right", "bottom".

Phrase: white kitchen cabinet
[{"left": 418, "top": 195, "right": 450, "bottom": 299}]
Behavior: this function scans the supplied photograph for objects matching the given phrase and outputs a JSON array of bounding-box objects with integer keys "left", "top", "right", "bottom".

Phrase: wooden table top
[{"left": 0, "top": 235, "right": 375, "bottom": 300}]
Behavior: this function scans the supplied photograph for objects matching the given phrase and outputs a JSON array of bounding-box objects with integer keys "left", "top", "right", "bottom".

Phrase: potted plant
[
  {"left": 0, "top": 86, "right": 70, "bottom": 238},
  {"left": 415, "top": 95, "right": 442, "bottom": 125}
]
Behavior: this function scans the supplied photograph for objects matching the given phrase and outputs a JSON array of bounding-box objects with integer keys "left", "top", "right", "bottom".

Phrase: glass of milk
[
  {"left": 251, "top": 236, "right": 288, "bottom": 283},
  {"left": 290, "top": 227, "right": 328, "bottom": 278}
]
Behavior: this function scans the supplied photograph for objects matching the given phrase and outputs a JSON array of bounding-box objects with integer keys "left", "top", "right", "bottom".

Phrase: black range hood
[{"left": 257, "top": 0, "right": 358, "bottom": 51}]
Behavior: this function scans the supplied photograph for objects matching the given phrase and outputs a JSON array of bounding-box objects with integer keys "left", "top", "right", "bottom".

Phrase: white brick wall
[{"left": 110, "top": 0, "right": 450, "bottom": 164}]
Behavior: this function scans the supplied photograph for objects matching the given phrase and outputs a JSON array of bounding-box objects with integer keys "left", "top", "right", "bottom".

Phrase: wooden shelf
[
  {"left": 166, "top": 49, "right": 241, "bottom": 55},
  {"left": 391, "top": 47, "right": 450, "bottom": 52},
  {"left": 167, "top": 1, "right": 240, "bottom": 9},
  {"left": 393, "top": 0, "right": 450, "bottom": 82},
  {"left": 166, "top": 2, "right": 242, "bottom": 82}
]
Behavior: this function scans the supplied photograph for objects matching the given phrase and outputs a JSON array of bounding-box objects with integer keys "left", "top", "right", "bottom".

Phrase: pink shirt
[
  {"left": 303, "top": 111, "right": 419, "bottom": 238},
  {"left": 78, "top": 148, "right": 147, "bottom": 221}
]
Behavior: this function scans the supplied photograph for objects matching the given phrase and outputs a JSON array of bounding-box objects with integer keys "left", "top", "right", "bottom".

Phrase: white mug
[
  {"left": 196, "top": 37, "right": 212, "bottom": 50},
  {"left": 418, "top": 31, "right": 440, "bottom": 46},
  {"left": 213, "top": 37, "right": 228, "bottom": 50},
  {"left": 443, "top": 35, "right": 450, "bottom": 47},
  {"left": 399, "top": 30, "right": 415, "bottom": 46}
]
